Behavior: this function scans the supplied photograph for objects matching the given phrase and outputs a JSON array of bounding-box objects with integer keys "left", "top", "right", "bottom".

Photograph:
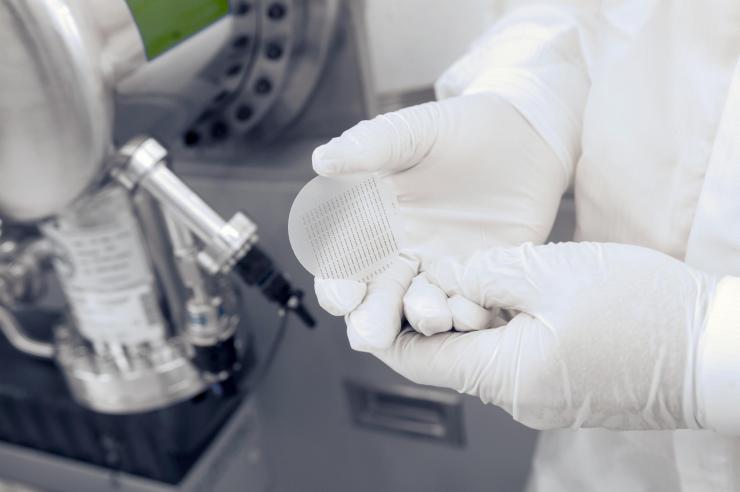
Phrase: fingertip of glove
[
  {"left": 346, "top": 325, "right": 375, "bottom": 353},
  {"left": 312, "top": 139, "right": 370, "bottom": 176},
  {"left": 403, "top": 273, "right": 453, "bottom": 336},
  {"left": 314, "top": 278, "right": 366, "bottom": 316},
  {"left": 346, "top": 309, "right": 398, "bottom": 352},
  {"left": 448, "top": 294, "right": 491, "bottom": 331},
  {"left": 312, "top": 143, "right": 340, "bottom": 176}
]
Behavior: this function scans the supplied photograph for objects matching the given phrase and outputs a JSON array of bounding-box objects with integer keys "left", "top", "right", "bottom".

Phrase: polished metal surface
[
  {"left": 37, "top": 184, "right": 210, "bottom": 413},
  {"left": 133, "top": 191, "right": 190, "bottom": 332},
  {"left": 0, "top": 238, "right": 55, "bottom": 359},
  {"left": 252, "top": 0, "right": 340, "bottom": 139},
  {"left": 127, "top": 0, "right": 339, "bottom": 153},
  {"left": 0, "top": 0, "right": 340, "bottom": 221},
  {"left": 0, "top": 0, "right": 115, "bottom": 221},
  {"left": 115, "top": 137, "right": 258, "bottom": 274},
  {"left": 164, "top": 213, "right": 238, "bottom": 346},
  {"left": 55, "top": 326, "right": 206, "bottom": 414},
  {"left": 41, "top": 185, "right": 170, "bottom": 345},
  {"left": 0, "top": 238, "right": 52, "bottom": 307}
]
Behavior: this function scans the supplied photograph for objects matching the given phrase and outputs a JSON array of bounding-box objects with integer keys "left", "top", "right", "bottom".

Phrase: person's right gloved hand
[
  {"left": 312, "top": 93, "right": 568, "bottom": 351},
  {"left": 375, "top": 242, "right": 719, "bottom": 431}
]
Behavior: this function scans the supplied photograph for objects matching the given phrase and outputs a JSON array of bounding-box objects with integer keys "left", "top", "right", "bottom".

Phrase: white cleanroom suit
[{"left": 313, "top": 2, "right": 740, "bottom": 490}]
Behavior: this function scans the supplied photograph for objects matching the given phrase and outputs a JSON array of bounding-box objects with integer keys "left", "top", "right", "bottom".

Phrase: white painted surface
[{"left": 363, "top": 0, "right": 503, "bottom": 94}]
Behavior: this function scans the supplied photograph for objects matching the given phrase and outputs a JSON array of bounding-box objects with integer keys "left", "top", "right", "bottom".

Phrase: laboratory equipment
[{"left": 0, "top": 0, "right": 329, "bottom": 486}]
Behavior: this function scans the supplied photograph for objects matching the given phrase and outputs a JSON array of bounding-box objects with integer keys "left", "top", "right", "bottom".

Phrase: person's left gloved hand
[
  {"left": 372, "top": 241, "right": 719, "bottom": 430},
  {"left": 310, "top": 94, "right": 567, "bottom": 350}
]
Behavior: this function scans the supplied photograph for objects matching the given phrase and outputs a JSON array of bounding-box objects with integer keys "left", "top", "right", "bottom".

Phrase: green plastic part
[{"left": 125, "top": 0, "right": 230, "bottom": 59}]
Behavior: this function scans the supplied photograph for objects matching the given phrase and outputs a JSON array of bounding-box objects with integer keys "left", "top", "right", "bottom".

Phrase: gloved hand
[
  {"left": 373, "top": 242, "right": 718, "bottom": 431},
  {"left": 312, "top": 93, "right": 567, "bottom": 350}
]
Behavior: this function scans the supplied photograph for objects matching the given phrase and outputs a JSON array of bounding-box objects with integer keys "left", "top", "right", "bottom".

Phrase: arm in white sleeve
[
  {"left": 435, "top": 4, "right": 599, "bottom": 179},
  {"left": 698, "top": 276, "right": 740, "bottom": 434}
]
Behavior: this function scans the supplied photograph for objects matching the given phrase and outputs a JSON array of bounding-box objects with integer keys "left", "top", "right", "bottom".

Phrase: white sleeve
[
  {"left": 435, "top": 4, "right": 597, "bottom": 178},
  {"left": 698, "top": 276, "right": 740, "bottom": 434}
]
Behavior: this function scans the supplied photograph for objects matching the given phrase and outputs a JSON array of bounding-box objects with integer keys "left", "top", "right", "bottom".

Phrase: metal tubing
[
  {"left": 0, "top": 305, "right": 53, "bottom": 359},
  {"left": 114, "top": 137, "right": 257, "bottom": 274},
  {"left": 139, "top": 163, "right": 227, "bottom": 244},
  {"left": 163, "top": 210, "right": 210, "bottom": 303}
]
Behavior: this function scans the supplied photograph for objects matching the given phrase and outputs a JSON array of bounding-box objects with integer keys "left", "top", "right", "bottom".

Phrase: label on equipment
[
  {"left": 125, "top": 0, "right": 230, "bottom": 59},
  {"left": 42, "top": 188, "right": 166, "bottom": 345}
]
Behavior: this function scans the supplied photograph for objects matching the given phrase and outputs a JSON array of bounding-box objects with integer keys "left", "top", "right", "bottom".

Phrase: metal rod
[
  {"left": 163, "top": 209, "right": 210, "bottom": 303},
  {"left": 139, "top": 164, "right": 227, "bottom": 244},
  {"left": 133, "top": 191, "right": 188, "bottom": 334}
]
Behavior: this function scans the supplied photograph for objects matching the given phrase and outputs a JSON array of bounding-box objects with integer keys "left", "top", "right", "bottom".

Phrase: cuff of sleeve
[{"left": 698, "top": 276, "right": 740, "bottom": 433}]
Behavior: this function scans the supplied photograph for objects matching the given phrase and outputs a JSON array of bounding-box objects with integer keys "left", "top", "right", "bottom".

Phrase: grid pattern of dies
[{"left": 301, "top": 177, "right": 398, "bottom": 282}]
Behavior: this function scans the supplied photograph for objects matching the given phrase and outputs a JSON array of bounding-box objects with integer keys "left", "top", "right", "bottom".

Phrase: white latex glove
[
  {"left": 375, "top": 242, "right": 718, "bottom": 431},
  {"left": 311, "top": 93, "right": 566, "bottom": 350}
]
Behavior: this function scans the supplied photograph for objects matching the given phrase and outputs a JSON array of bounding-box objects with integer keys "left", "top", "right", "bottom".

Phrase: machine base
[{"left": 0, "top": 398, "right": 267, "bottom": 492}]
